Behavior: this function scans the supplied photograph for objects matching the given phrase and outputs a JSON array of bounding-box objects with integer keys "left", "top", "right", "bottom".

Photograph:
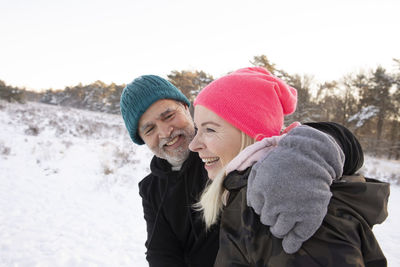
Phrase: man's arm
[
  {"left": 247, "top": 125, "right": 345, "bottom": 253},
  {"left": 139, "top": 178, "right": 187, "bottom": 267}
]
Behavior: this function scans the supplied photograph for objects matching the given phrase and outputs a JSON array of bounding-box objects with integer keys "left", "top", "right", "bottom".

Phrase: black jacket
[
  {"left": 216, "top": 169, "right": 389, "bottom": 267},
  {"left": 139, "top": 152, "right": 219, "bottom": 267}
]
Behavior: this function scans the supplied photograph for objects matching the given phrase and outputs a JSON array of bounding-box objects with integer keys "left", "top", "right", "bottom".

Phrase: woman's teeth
[
  {"left": 166, "top": 136, "right": 179, "bottom": 146},
  {"left": 202, "top": 157, "right": 220, "bottom": 165}
]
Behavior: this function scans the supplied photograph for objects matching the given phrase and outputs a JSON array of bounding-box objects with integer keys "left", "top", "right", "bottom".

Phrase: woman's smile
[
  {"left": 201, "top": 156, "right": 220, "bottom": 167},
  {"left": 189, "top": 105, "right": 242, "bottom": 179}
]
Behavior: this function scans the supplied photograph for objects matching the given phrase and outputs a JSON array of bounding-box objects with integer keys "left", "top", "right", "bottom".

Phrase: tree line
[{"left": 1, "top": 55, "right": 399, "bottom": 159}]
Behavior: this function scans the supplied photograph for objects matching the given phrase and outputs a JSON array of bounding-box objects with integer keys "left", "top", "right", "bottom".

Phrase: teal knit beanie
[{"left": 120, "top": 75, "right": 190, "bottom": 145}]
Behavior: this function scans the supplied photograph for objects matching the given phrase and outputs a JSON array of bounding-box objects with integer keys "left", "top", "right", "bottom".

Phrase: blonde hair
[{"left": 194, "top": 132, "right": 255, "bottom": 229}]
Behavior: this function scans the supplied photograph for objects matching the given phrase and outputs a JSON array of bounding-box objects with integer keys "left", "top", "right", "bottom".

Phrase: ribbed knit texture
[
  {"left": 120, "top": 75, "right": 190, "bottom": 145},
  {"left": 194, "top": 67, "right": 297, "bottom": 139},
  {"left": 304, "top": 122, "right": 364, "bottom": 175}
]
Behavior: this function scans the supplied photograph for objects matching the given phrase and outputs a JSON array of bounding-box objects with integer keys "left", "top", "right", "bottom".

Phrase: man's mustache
[{"left": 159, "top": 129, "right": 186, "bottom": 149}]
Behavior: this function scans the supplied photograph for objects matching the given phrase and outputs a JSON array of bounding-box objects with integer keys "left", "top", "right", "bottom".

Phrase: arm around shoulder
[{"left": 247, "top": 125, "right": 345, "bottom": 253}]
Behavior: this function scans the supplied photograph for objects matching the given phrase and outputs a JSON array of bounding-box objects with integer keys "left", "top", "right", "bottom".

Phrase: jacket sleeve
[
  {"left": 297, "top": 209, "right": 385, "bottom": 267},
  {"left": 247, "top": 125, "right": 345, "bottom": 254},
  {"left": 139, "top": 178, "right": 187, "bottom": 267}
]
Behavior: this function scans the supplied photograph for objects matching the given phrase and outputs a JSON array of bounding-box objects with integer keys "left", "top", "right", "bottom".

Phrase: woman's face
[{"left": 189, "top": 105, "right": 242, "bottom": 180}]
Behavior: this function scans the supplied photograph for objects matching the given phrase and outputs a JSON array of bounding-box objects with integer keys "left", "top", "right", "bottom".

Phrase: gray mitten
[{"left": 247, "top": 125, "right": 344, "bottom": 254}]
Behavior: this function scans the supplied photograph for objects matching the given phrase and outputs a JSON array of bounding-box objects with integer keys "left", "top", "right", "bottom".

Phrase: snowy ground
[{"left": 0, "top": 101, "right": 399, "bottom": 267}]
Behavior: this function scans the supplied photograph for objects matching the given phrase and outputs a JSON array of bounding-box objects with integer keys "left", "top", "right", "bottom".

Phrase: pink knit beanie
[{"left": 194, "top": 67, "right": 297, "bottom": 140}]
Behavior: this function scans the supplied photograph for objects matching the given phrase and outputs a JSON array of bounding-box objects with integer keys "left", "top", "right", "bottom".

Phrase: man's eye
[
  {"left": 165, "top": 113, "right": 175, "bottom": 120},
  {"left": 145, "top": 127, "right": 154, "bottom": 135},
  {"left": 206, "top": 128, "right": 215, "bottom": 133}
]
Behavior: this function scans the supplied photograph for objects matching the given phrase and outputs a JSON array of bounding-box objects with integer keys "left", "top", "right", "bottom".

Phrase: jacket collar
[
  {"left": 223, "top": 168, "right": 252, "bottom": 191},
  {"left": 149, "top": 151, "right": 200, "bottom": 178}
]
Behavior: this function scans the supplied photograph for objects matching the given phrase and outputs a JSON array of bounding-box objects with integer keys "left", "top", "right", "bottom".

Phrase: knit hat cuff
[{"left": 194, "top": 102, "right": 283, "bottom": 140}]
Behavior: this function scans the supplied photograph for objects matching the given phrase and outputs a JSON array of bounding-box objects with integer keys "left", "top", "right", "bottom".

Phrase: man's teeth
[
  {"left": 166, "top": 136, "right": 179, "bottom": 146},
  {"left": 202, "top": 157, "right": 220, "bottom": 165}
]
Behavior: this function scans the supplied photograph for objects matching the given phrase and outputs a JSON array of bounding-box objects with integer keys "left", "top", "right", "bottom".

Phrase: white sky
[{"left": 1, "top": 0, "right": 400, "bottom": 91}]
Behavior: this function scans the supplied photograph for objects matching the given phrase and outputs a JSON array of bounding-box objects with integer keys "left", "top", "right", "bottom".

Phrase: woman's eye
[{"left": 206, "top": 128, "right": 215, "bottom": 133}]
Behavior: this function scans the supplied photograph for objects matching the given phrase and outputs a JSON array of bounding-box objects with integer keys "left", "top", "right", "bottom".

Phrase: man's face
[{"left": 138, "top": 99, "right": 195, "bottom": 166}]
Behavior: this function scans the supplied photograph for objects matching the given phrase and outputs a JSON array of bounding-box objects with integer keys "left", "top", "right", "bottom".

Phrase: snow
[
  {"left": 348, "top": 105, "right": 379, "bottom": 128},
  {"left": 1, "top": 101, "right": 399, "bottom": 266},
  {"left": 0, "top": 101, "right": 152, "bottom": 266},
  {"left": 373, "top": 186, "right": 400, "bottom": 266},
  {"left": 361, "top": 155, "right": 400, "bottom": 184}
]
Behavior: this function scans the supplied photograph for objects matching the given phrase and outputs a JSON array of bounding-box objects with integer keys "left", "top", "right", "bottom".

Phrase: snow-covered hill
[{"left": 1, "top": 101, "right": 399, "bottom": 266}]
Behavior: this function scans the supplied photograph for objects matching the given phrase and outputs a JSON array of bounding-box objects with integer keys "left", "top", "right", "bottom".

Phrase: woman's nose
[{"left": 189, "top": 132, "right": 204, "bottom": 152}]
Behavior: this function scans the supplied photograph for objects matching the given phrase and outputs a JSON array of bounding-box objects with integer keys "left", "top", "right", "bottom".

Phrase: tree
[
  {"left": 315, "top": 81, "right": 342, "bottom": 122},
  {"left": 339, "top": 75, "right": 359, "bottom": 126},
  {"left": 250, "top": 55, "right": 319, "bottom": 123},
  {"left": 388, "top": 59, "right": 400, "bottom": 159},
  {"left": 105, "top": 82, "right": 125, "bottom": 114},
  {"left": 167, "top": 70, "right": 214, "bottom": 102},
  {"left": 0, "top": 80, "right": 25, "bottom": 103},
  {"left": 278, "top": 71, "right": 319, "bottom": 123},
  {"left": 250, "top": 55, "right": 277, "bottom": 75},
  {"left": 344, "top": 72, "right": 373, "bottom": 137},
  {"left": 360, "top": 67, "right": 395, "bottom": 142},
  {"left": 351, "top": 66, "right": 397, "bottom": 156}
]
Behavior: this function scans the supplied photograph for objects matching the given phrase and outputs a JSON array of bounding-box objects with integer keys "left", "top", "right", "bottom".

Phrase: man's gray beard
[
  {"left": 153, "top": 128, "right": 195, "bottom": 167},
  {"left": 164, "top": 147, "right": 190, "bottom": 167}
]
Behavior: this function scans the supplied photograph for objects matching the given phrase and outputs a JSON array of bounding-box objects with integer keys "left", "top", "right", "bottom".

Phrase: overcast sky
[{"left": 1, "top": 0, "right": 400, "bottom": 91}]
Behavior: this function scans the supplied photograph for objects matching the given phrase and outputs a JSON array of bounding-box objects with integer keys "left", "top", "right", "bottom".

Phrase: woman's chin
[{"left": 206, "top": 166, "right": 224, "bottom": 181}]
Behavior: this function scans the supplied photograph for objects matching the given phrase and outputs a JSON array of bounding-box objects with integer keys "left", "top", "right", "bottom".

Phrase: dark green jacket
[{"left": 215, "top": 170, "right": 389, "bottom": 267}]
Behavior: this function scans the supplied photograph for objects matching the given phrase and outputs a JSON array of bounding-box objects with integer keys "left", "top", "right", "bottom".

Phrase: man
[{"left": 120, "top": 75, "right": 219, "bottom": 267}]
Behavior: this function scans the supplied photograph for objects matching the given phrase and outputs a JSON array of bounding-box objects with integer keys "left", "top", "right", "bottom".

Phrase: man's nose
[{"left": 159, "top": 123, "right": 173, "bottom": 138}]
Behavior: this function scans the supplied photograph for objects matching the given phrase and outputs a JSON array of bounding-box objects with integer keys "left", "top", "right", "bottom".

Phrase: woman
[{"left": 189, "top": 67, "right": 389, "bottom": 266}]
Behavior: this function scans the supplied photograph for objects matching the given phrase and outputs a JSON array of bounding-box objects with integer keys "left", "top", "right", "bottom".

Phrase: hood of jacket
[{"left": 331, "top": 175, "right": 390, "bottom": 227}]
